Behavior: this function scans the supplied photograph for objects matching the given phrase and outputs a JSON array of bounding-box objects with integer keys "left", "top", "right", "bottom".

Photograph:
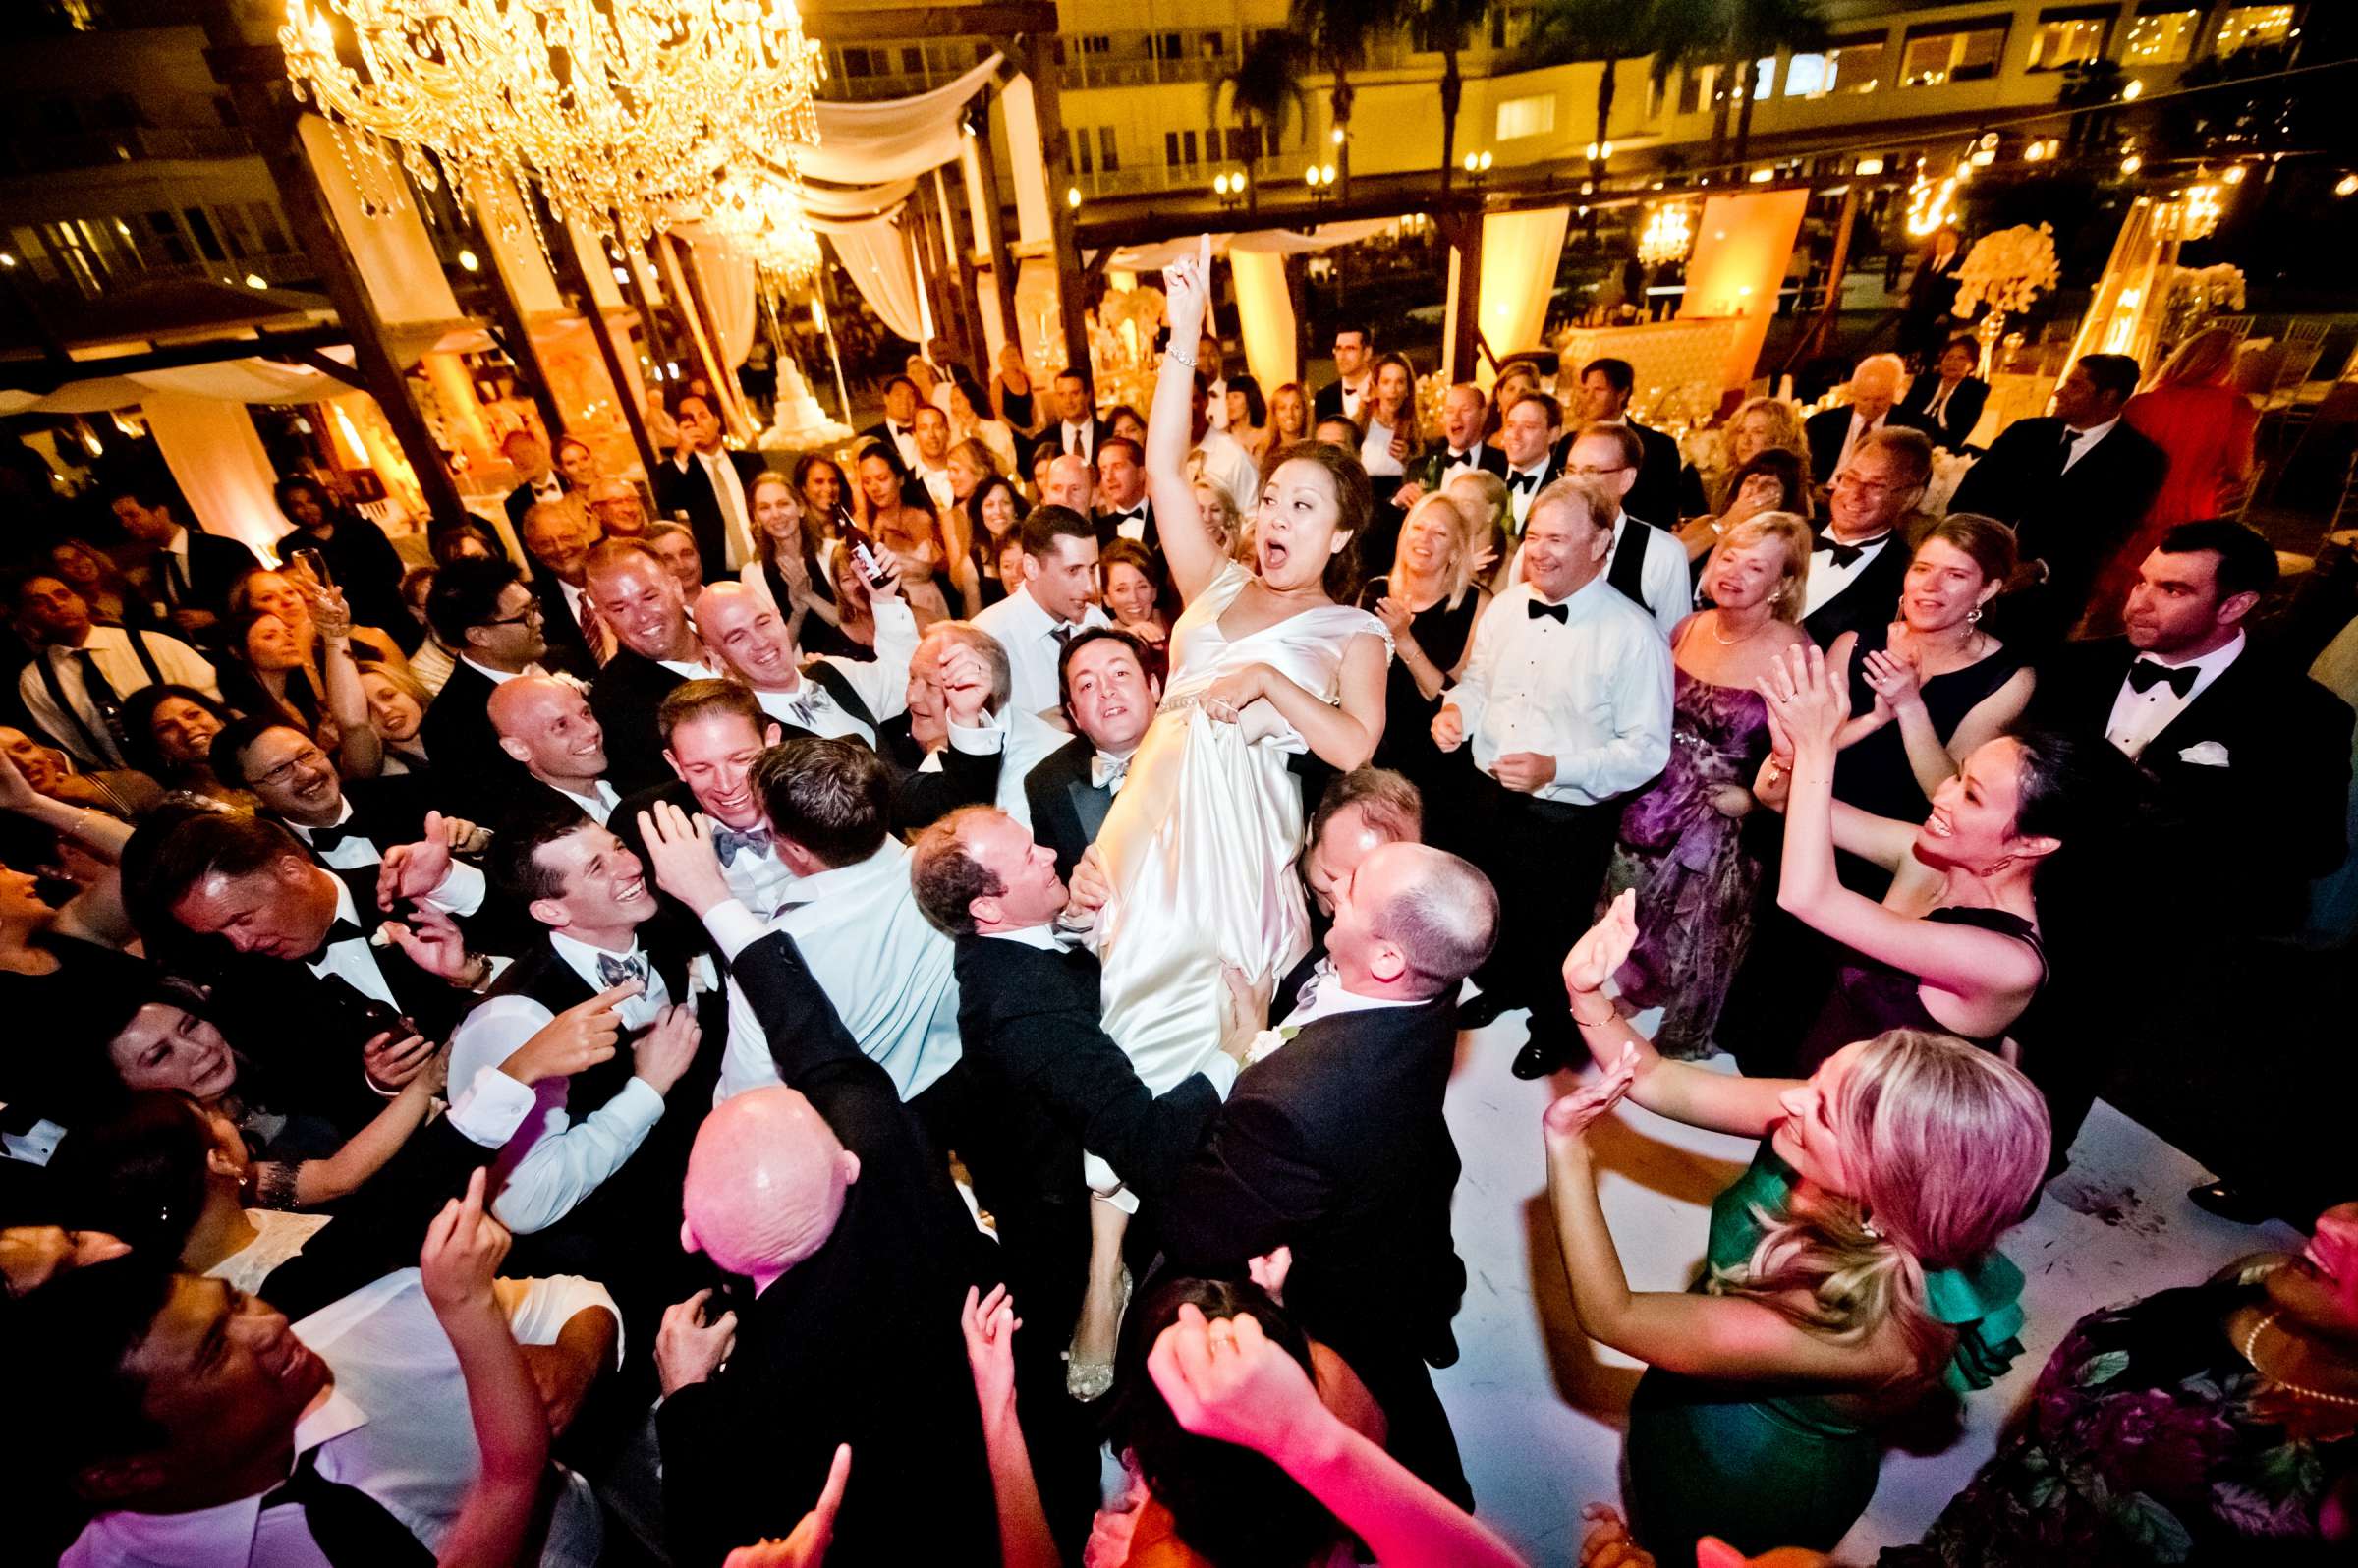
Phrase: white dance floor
[{"left": 1436, "top": 1015, "right": 2302, "bottom": 1566}]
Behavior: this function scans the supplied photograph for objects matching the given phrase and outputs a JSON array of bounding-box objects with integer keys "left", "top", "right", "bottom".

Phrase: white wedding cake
[{"left": 760, "top": 353, "right": 851, "bottom": 448}]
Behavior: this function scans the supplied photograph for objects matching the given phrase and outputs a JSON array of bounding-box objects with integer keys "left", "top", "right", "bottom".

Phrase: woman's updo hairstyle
[{"left": 1259, "top": 439, "right": 1369, "bottom": 602}]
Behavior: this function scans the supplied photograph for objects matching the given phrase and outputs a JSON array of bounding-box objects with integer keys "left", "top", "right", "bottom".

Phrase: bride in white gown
[{"left": 1067, "top": 235, "right": 1392, "bottom": 1391}]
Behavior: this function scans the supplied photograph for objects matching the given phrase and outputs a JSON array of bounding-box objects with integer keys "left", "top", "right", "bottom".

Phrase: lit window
[
  {"left": 1749, "top": 56, "right": 1777, "bottom": 97},
  {"left": 1782, "top": 53, "right": 1829, "bottom": 97},
  {"left": 2028, "top": 10, "right": 2112, "bottom": 70},
  {"left": 1901, "top": 20, "right": 2009, "bottom": 87},
  {"left": 2123, "top": 7, "right": 2199, "bottom": 64},
  {"left": 2216, "top": 5, "right": 2295, "bottom": 54},
  {"left": 1494, "top": 94, "right": 1557, "bottom": 140},
  {"left": 1823, "top": 35, "right": 1885, "bottom": 94}
]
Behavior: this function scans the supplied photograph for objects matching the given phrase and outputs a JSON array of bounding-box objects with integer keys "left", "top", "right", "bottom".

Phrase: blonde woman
[
  {"left": 1441, "top": 469, "right": 1511, "bottom": 590},
  {"left": 1267, "top": 381, "right": 1311, "bottom": 449},
  {"left": 1679, "top": 397, "right": 1814, "bottom": 557},
  {"left": 1544, "top": 914, "right": 2049, "bottom": 1560},
  {"left": 1360, "top": 493, "right": 1488, "bottom": 792},
  {"left": 1602, "top": 511, "right": 1813, "bottom": 1056},
  {"left": 1191, "top": 479, "right": 1245, "bottom": 564}
]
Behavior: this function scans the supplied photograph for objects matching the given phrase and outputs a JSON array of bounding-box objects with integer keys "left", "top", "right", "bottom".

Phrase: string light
[{"left": 1904, "top": 159, "right": 1958, "bottom": 238}]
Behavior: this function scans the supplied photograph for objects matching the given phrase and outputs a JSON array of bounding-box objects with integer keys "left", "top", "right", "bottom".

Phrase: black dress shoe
[
  {"left": 1457, "top": 990, "right": 1512, "bottom": 1030},
  {"left": 2187, "top": 1180, "right": 2285, "bottom": 1226},
  {"left": 1510, "top": 1036, "right": 1566, "bottom": 1080}
]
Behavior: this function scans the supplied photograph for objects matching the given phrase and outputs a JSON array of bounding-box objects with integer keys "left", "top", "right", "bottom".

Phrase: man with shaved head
[
  {"left": 650, "top": 903, "right": 997, "bottom": 1567},
  {"left": 1161, "top": 839, "right": 1499, "bottom": 1513},
  {"left": 1040, "top": 450, "right": 1095, "bottom": 515},
  {"left": 490, "top": 674, "right": 624, "bottom": 825},
  {"left": 695, "top": 574, "right": 919, "bottom": 749}
]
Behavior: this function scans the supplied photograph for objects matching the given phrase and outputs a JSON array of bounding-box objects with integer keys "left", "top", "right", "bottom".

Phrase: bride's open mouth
[{"left": 1262, "top": 540, "right": 1290, "bottom": 572}]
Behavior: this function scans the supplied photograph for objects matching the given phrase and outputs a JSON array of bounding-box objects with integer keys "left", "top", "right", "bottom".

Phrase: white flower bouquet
[{"left": 1951, "top": 224, "right": 2063, "bottom": 318}]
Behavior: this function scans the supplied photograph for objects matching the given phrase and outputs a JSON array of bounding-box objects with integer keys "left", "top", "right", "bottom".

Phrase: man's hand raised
[{"left": 496, "top": 980, "right": 637, "bottom": 1085}]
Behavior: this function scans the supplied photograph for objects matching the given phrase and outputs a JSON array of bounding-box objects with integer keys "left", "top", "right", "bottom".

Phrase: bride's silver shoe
[{"left": 1065, "top": 1265, "right": 1132, "bottom": 1402}]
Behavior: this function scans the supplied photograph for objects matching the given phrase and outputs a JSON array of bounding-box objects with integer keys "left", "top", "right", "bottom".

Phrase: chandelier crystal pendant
[
  {"left": 280, "top": 0, "right": 826, "bottom": 250},
  {"left": 1638, "top": 203, "right": 1694, "bottom": 268},
  {"left": 707, "top": 165, "right": 824, "bottom": 294}
]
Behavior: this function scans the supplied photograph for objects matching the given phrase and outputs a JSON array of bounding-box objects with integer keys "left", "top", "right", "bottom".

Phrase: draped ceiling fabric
[
  {"left": 1475, "top": 207, "right": 1571, "bottom": 390},
  {"left": 297, "top": 115, "right": 462, "bottom": 342},
  {"left": 132, "top": 393, "right": 291, "bottom": 556},
  {"left": 828, "top": 218, "right": 926, "bottom": 343}
]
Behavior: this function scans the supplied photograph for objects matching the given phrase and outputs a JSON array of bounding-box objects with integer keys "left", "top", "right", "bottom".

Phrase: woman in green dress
[{"left": 1544, "top": 890, "right": 2051, "bottom": 1562}]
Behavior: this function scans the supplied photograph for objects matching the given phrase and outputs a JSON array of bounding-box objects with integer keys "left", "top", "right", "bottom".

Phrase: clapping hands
[
  {"left": 1542, "top": 1043, "right": 1640, "bottom": 1149},
  {"left": 1755, "top": 633, "right": 1854, "bottom": 757}
]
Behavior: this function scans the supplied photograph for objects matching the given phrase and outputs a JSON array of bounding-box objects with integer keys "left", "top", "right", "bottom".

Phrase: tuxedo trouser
[
  {"left": 1463, "top": 772, "right": 1619, "bottom": 1043},
  {"left": 1327, "top": 1333, "right": 1474, "bottom": 1514}
]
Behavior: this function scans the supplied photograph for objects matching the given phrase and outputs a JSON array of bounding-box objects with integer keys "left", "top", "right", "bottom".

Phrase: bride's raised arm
[{"left": 1146, "top": 234, "right": 1239, "bottom": 607}]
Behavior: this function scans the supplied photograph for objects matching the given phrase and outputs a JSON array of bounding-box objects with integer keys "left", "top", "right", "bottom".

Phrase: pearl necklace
[
  {"left": 1712, "top": 611, "right": 1771, "bottom": 647},
  {"left": 2241, "top": 1310, "right": 2358, "bottom": 1408}
]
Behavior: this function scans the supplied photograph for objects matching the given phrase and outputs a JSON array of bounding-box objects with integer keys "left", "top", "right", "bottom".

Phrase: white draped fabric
[
  {"left": 1476, "top": 207, "right": 1572, "bottom": 390},
  {"left": 0, "top": 357, "right": 354, "bottom": 416},
  {"left": 673, "top": 229, "right": 758, "bottom": 370},
  {"left": 140, "top": 392, "right": 293, "bottom": 556},
  {"left": 798, "top": 55, "right": 1004, "bottom": 190},
  {"left": 828, "top": 219, "right": 926, "bottom": 344},
  {"left": 1105, "top": 221, "right": 1396, "bottom": 273},
  {"left": 298, "top": 115, "right": 462, "bottom": 331},
  {"left": 1227, "top": 249, "right": 1297, "bottom": 391}
]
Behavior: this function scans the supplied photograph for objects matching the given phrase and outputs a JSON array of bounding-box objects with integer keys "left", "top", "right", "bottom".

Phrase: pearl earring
[{"left": 1967, "top": 606, "right": 1982, "bottom": 625}]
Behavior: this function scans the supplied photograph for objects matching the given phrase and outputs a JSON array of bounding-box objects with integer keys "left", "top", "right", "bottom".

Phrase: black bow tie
[
  {"left": 306, "top": 820, "right": 360, "bottom": 854},
  {"left": 1508, "top": 471, "right": 1541, "bottom": 493},
  {"left": 305, "top": 919, "right": 367, "bottom": 962},
  {"left": 1527, "top": 598, "right": 1569, "bottom": 623},
  {"left": 1818, "top": 533, "right": 1889, "bottom": 571},
  {"left": 2127, "top": 657, "right": 2199, "bottom": 698},
  {"left": 1106, "top": 507, "right": 1144, "bottom": 525}
]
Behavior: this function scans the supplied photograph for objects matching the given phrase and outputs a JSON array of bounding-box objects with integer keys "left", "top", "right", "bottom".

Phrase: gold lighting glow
[
  {"left": 1637, "top": 202, "right": 1694, "bottom": 268},
  {"left": 1904, "top": 160, "right": 1958, "bottom": 238}
]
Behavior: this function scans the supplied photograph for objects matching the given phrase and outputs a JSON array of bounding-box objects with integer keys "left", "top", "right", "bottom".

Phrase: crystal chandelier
[
  {"left": 706, "top": 166, "right": 824, "bottom": 294},
  {"left": 1637, "top": 203, "right": 1693, "bottom": 268},
  {"left": 280, "top": 0, "right": 826, "bottom": 250}
]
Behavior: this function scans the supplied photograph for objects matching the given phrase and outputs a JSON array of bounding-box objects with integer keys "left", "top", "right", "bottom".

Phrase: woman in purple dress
[{"left": 1603, "top": 512, "right": 1814, "bottom": 1057}]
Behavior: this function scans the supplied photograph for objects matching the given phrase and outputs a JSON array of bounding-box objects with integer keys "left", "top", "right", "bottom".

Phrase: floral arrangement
[
  {"left": 1951, "top": 223, "right": 2063, "bottom": 317},
  {"left": 2170, "top": 262, "right": 2247, "bottom": 314}
]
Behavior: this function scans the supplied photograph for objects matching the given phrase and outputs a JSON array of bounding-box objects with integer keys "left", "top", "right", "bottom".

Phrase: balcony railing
[{"left": 1, "top": 124, "right": 253, "bottom": 175}]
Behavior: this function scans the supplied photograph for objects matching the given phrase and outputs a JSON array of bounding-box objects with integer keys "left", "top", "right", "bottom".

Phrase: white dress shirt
[
  {"left": 883, "top": 419, "right": 923, "bottom": 469},
  {"left": 534, "top": 776, "right": 624, "bottom": 826},
  {"left": 714, "top": 827, "right": 798, "bottom": 920},
  {"left": 64, "top": 1268, "right": 613, "bottom": 1568},
  {"left": 1608, "top": 514, "right": 1693, "bottom": 642},
  {"left": 753, "top": 594, "right": 921, "bottom": 743},
  {"left": 2104, "top": 631, "right": 2243, "bottom": 760},
  {"left": 1098, "top": 500, "right": 1152, "bottom": 542},
  {"left": 932, "top": 703, "right": 1070, "bottom": 830},
  {"left": 914, "top": 459, "right": 956, "bottom": 514},
  {"left": 1800, "top": 532, "right": 1897, "bottom": 620},
  {"left": 971, "top": 584, "right": 1111, "bottom": 717},
  {"left": 687, "top": 449, "right": 757, "bottom": 570},
  {"left": 305, "top": 877, "right": 401, "bottom": 1011},
  {"left": 1335, "top": 376, "right": 1367, "bottom": 420},
  {"left": 1190, "top": 427, "right": 1263, "bottom": 521},
  {"left": 2057, "top": 415, "right": 2120, "bottom": 475},
  {"left": 1447, "top": 576, "right": 1674, "bottom": 806},
  {"left": 706, "top": 840, "right": 964, "bottom": 1104},
  {"left": 290, "top": 800, "right": 488, "bottom": 916},
  {"left": 1440, "top": 441, "right": 1490, "bottom": 480},
  {"left": 445, "top": 930, "right": 676, "bottom": 1234},
  {"left": 18, "top": 625, "right": 219, "bottom": 766},
  {"left": 1504, "top": 460, "right": 1550, "bottom": 531}
]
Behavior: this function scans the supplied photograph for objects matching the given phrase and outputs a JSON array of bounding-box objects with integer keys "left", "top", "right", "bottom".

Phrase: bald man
[
  {"left": 1162, "top": 839, "right": 1499, "bottom": 1512},
  {"left": 1040, "top": 451, "right": 1095, "bottom": 515},
  {"left": 587, "top": 538, "right": 719, "bottom": 792},
  {"left": 652, "top": 924, "right": 998, "bottom": 1567},
  {"left": 490, "top": 674, "right": 625, "bottom": 826},
  {"left": 695, "top": 577, "right": 919, "bottom": 750},
  {"left": 1804, "top": 353, "right": 1933, "bottom": 491}
]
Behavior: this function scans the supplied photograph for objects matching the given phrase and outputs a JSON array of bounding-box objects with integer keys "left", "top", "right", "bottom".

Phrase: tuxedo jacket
[
  {"left": 871, "top": 712, "right": 1008, "bottom": 832},
  {"left": 1313, "top": 380, "right": 1362, "bottom": 423},
  {"left": 1800, "top": 530, "right": 1911, "bottom": 650},
  {"left": 143, "top": 529, "right": 258, "bottom": 622},
  {"left": 418, "top": 659, "right": 532, "bottom": 820},
  {"left": 1951, "top": 418, "right": 2167, "bottom": 646},
  {"left": 529, "top": 573, "right": 600, "bottom": 672},
  {"left": 1162, "top": 987, "right": 1467, "bottom": 1371},
  {"left": 504, "top": 479, "right": 558, "bottom": 539},
  {"left": 1624, "top": 419, "right": 1701, "bottom": 530},
  {"left": 1900, "top": 374, "right": 1990, "bottom": 452},
  {"left": 1420, "top": 438, "right": 1507, "bottom": 479},
  {"left": 1094, "top": 500, "right": 1157, "bottom": 554},
  {"left": 590, "top": 649, "right": 696, "bottom": 795},
  {"left": 2027, "top": 636, "right": 2352, "bottom": 929},
  {"left": 654, "top": 448, "right": 767, "bottom": 580},
  {"left": 1024, "top": 736, "right": 1112, "bottom": 883},
  {"left": 1804, "top": 405, "right": 1935, "bottom": 487},
  {"left": 658, "top": 927, "right": 998, "bottom": 1568}
]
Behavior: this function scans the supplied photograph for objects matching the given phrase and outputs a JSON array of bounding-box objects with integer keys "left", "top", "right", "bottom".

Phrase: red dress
[{"left": 2084, "top": 382, "right": 2257, "bottom": 633}]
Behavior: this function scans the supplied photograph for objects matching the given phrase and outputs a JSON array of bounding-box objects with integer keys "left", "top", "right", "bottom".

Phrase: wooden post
[
  {"left": 1445, "top": 209, "right": 1486, "bottom": 384},
  {"left": 196, "top": 28, "right": 469, "bottom": 525},
  {"left": 937, "top": 165, "right": 992, "bottom": 377},
  {"left": 1013, "top": 31, "right": 1091, "bottom": 378},
  {"left": 537, "top": 202, "right": 662, "bottom": 479},
  {"left": 1796, "top": 184, "right": 1859, "bottom": 370},
  {"left": 451, "top": 185, "right": 569, "bottom": 446},
  {"left": 971, "top": 86, "right": 1022, "bottom": 366}
]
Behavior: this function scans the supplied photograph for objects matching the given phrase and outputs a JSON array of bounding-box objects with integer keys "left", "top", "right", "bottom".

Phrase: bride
[{"left": 1068, "top": 234, "right": 1392, "bottom": 1393}]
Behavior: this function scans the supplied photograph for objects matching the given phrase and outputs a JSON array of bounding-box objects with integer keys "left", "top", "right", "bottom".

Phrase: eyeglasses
[
  {"left": 483, "top": 602, "right": 543, "bottom": 628},
  {"left": 1831, "top": 472, "right": 1905, "bottom": 497},
  {"left": 253, "top": 746, "right": 328, "bottom": 789},
  {"left": 1565, "top": 463, "right": 1626, "bottom": 477}
]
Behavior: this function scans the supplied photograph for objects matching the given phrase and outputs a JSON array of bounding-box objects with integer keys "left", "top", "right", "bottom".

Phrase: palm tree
[
  {"left": 1640, "top": 0, "right": 1736, "bottom": 171},
  {"left": 1409, "top": 0, "right": 1496, "bottom": 192},
  {"left": 1209, "top": 30, "right": 1312, "bottom": 212},
  {"left": 1729, "top": 0, "right": 1828, "bottom": 165},
  {"left": 1522, "top": 0, "right": 1644, "bottom": 180},
  {"left": 1291, "top": 0, "right": 1390, "bottom": 197}
]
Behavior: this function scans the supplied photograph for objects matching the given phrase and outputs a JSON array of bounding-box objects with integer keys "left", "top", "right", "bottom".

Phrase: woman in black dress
[
  {"left": 1360, "top": 493, "right": 1488, "bottom": 797},
  {"left": 1833, "top": 514, "right": 2037, "bottom": 830}
]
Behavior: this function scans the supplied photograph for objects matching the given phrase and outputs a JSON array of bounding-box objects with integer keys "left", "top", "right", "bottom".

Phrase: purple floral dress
[{"left": 1601, "top": 670, "right": 1773, "bottom": 1058}]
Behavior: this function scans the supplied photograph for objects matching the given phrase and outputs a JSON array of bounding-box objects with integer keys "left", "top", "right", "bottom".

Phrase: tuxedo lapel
[{"left": 1068, "top": 775, "right": 1112, "bottom": 844}]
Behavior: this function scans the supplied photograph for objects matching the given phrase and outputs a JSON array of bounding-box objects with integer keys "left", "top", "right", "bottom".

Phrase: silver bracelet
[{"left": 1164, "top": 347, "right": 1197, "bottom": 370}]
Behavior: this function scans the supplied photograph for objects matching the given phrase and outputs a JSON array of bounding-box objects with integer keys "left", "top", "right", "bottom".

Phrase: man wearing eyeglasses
[
  {"left": 420, "top": 557, "right": 587, "bottom": 818},
  {"left": 1557, "top": 423, "right": 1690, "bottom": 642},
  {"left": 1797, "top": 427, "right": 1930, "bottom": 648}
]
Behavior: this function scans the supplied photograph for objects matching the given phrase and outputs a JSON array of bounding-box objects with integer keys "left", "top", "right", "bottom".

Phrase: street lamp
[
  {"left": 1461, "top": 148, "right": 1493, "bottom": 190},
  {"left": 1214, "top": 171, "right": 1247, "bottom": 211},
  {"left": 1306, "top": 163, "right": 1337, "bottom": 203}
]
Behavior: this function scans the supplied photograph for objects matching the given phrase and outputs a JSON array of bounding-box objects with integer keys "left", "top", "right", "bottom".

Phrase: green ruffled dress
[{"left": 1625, "top": 1144, "right": 2025, "bottom": 1561}]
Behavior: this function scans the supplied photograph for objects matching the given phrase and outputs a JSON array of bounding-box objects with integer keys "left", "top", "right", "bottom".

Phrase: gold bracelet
[{"left": 1570, "top": 996, "right": 1617, "bottom": 1029}]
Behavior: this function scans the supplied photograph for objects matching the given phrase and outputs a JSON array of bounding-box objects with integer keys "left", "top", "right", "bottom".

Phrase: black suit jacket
[
  {"left": 658, "top": 928, "right": 997, "bottom": 1568},
  {"left": 1804, "top": 406, "right": 1935, "bottom": 486},
  {"left": 1039, "top": 417, "right": 1113, "bottom": 462},
  {"left": 529, "top": 573, "right": 599, "bottom": 671},
  {"left": 1900, "top": 374, "right": 1990, "bottom": 452},
  {"left": 1422, "top": 439, "right": 1508, "bottom": 479},
  {"left": 145, "top": 529, "right": 257, "bottom": 624},
  {"left": 1162, "top": 987, "right": 1466, "bottom": 1370},
  {"left": 1094, "top": 500, "right": 1157, "bottom": 554},
  {"left": 1800, "top": 531, "right": 1912, "bottom": 649},
  {"left": 870, "top": 712, "right": 1008, "bottom": 831},
  {"left": 590, "top": 649, "right": 697, "bottom": 794},
  {"left": 418, "top": 660, "right": 532, "bottom": 820},
  {"left": 2027, "top": 637, "right": 2351, "bottom": 930},
  {"left": 1624, "top": 419, "right": 1699, "bottom": 529},
  {"left": 1951, "top": 418, "right": 2168, "bottom": 647},
  {"left": 1313, "top": 380, "right": 1365, "bottom": 423},
  {"left": 1024, "top": 736, "right": 1113, "bottom": 883},
  {"left": 654, "top": 449, "right": 767, "bottom": 580}
]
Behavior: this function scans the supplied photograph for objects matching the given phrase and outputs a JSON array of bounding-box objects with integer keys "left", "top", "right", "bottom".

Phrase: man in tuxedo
[
  {"left": 1898, "top": 335, "right": 1990, "bottom": 452},
  {"left": 1048, "top": 368, "right": 1114, "bottom": 463},
  {"left": 586, "top": 539, "right": 720, "bottom": 792},
  {"left": 520, "top": 498, "right": 609, "bottom": 668},
  {"left": 907, "top": 404, "right": 958, "bottom": 514},
  {"left": 1026, "top": 628, "right": 1159, "bottom": 881},
  {"left": 1093, "top": 435, "right": 1155, "bottom": 549},
  {"left": 909, "top": 803, "right": 1255, "bottom": 1545},
  {"left": 612, "top": 679, "right": 798, "bottom": 922},
  {"left": 445, "top": 808, "right": 713, "bottom": 1323},
  {"left": 856, "top": 372, "right": 926, "bottom": 469},
  {"left": 488, "top": 675, "right": 627, "bottom": 828},
  {"left": 1497, "top": 391, "right": 1564, "bottom": 537},
  {"left": 1430, "top": 381, "right": 1507, "bottom": 479},
  {"left": 2029, "top": 520, "right": 2351, "bottom": 1223},
  {"left": 653, "top": 389, "right": 764, "bottom": 579},
  {"left": 501, "top": 428, "right": 569, "bottom": 546},
  {"left": 696, "top": 578, "right": 917, "bottom": 747},
  {"left": 1950, "top": 352, "right": 2167, "bottom": 647},
  {"left": 1313, "top": 323, "right": 1374, "bottom": 422},
  {"left": 1041, "top": 451, "right": 1095, "bottom": 515},
  {"left": 1803, "top": 355, "right": 1931, "bottom": 493},
  {"left": 1161, "top": 839, "right": 1499, "bottom": 1511},
  {"left": 1570, "top": 357, "right": 1705, "bottom": 528},
  {"left": 1799, "top": 425, "right": 1929, "bottom": 648},
  {"left": 1273, "top": 766, "right": 1428, "bottom": 1021},
  {"left": 642, "top": 519, "right": 706, "bottom": 597},
  {"left": 419, "top": 558, "right": 578, "bottom": 814},
  {"left": 974, "top": 505, "right": 1111, "bottom": 717},
  {"left": 1562, "top": 422, "right": 1692, "bottom": 640},
  {"left": 105, "top": 480, "right": 254, "bottom": 643}
]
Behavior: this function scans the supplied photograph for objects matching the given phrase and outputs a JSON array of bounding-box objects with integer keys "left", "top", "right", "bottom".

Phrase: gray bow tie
[
  {"left": 596, "top": 952, "right": 646, "bottom": 989},
  {"left": 713, "top": 824, "right": 773, "bottom": 867}
]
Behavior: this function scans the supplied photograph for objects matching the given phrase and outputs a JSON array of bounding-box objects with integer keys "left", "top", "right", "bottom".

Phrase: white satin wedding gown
[{"left": 1093, "top": 561, "right": 1389, "bottom": 1095}]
